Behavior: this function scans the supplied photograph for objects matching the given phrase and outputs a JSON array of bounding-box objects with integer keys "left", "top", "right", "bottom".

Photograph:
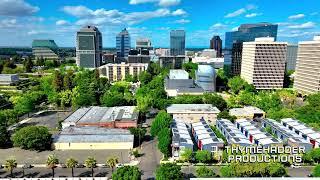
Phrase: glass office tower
[
  {"left": 116, "top": 28, "right": 131, "bottom": 57},
  {"left": 76, "top": 25, "right": 103, "bottom": 68},
  {"left": 225, "top": 23, "right": 278, "bottom": 49},
  {"left": 210, "top": 36, "right": 222, "bottom": 57},
  {"left": 170, "top": 30, "right": 186, "bottom": 56}
]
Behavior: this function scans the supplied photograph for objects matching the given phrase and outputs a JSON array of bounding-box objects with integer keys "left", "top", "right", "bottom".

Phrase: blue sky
[{"left": 0, "top": 0, "right": 319, "bottom": 48}]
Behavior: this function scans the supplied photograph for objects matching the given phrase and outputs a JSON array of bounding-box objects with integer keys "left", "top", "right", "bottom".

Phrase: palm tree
[
  {"left": 84, "top": 156, "right": 97, "bottom": 177},
  {"left": 46, "top": 154, "right": 59, "bottom": 178},
  {"left": 106, "top": 156, "right": 119, "bottom": 173},
  {"left": 66, "top": 158, "right": 78, "bottom": 177},
  {"left": 4, "top": 158, "right": 17, "bottom": 178}
]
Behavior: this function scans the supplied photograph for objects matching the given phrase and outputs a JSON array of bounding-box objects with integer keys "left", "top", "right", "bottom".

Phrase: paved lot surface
[
  {"left": 0, "top": 167, "right": 113, "bottom": 178},
  {"left": 0, "top": 148, "right": 130, "bottom": 165},
  {"left": 287, "top": 166, "right": 313, "bottom": 177}
]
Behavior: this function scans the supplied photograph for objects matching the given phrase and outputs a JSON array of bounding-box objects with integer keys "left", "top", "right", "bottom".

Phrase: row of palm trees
[{"left": 2, "top": 155, "right": 120, "bottom": 178}]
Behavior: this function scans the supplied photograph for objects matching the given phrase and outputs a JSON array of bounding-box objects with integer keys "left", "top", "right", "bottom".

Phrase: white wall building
[{"left": 195, "top": 65, "right": 216, "bottom": 92}]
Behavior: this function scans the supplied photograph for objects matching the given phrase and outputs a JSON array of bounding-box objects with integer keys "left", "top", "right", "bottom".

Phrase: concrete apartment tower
[
  {"left": 76, "top": 26, "right": 103, "bottom": 68},
  {"left": 294, "top": 36, "right": 320, "bottom": 95},
  {"left": 240, "top": 37, "right": 287, "bottom": 90}
]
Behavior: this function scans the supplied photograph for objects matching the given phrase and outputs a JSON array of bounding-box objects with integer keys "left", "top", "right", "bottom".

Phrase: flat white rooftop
[
  {"left": 167, "top": 104, "right": 220, "bottom": 114},
  {"left": 230, "top": 106, "right": 265, "bottom": 117}
]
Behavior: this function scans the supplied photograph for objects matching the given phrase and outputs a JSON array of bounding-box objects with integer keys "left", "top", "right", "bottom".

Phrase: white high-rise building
[
  {"left": 240, "top": 37, "right": 287, "bottom": 90},
  {"left": 294, "top": 36, "right": 320, "bottom": 95}
]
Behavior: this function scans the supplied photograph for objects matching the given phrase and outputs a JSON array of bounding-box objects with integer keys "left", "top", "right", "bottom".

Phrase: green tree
[
  {"left": 85, "top": 156, "right": 97, "bottom": 177},
  {"left": 217, "top": 110, "right": 237, "bottom": 122},
  {"left": 267, "top": 163, "right": 287, "bottom": 177},
  {"left": 155, "top": 163, "right": 182, "bottom": 180},
  {"left": 196, "top": 166, "right": 216, "bottom": 178},
  {"left": 195, "top": 150, "right": 212, "bottom": 163},
  {"left": 66, "top": 158, "right": 78, "bottom": 177},
  {"left": 4, "top": 158, "right": 17, "bottom": 177},
  {"left": 128, "top": 127, "right": 147, "bottom": 146},
  {"left": 227, "top": 76, "right": 248, "bottom": 94},
  {"left": 203, "top": 93, "right": 228, "bottom": 111},
  {"left": 313, "top": 164, "right": 320, "bottom": 177},
  {"left": 0, "top": 113, "right": 9, "bottom": 147},
  {"left": 23, "top": 57, "right": 34, "bottom": 72},
  {"left": 158, "top": 128, "right": 172, "bottom": 158},
  {"left": 52, "top": 70, "right": 64, "bottom": 92},
  {"left": 46, "top": 154, "right": 59, "bottom": 178},
  {"left": 150, "top": 110, "right": 172, "bottom": 137},
  {"left": 36, "top": 57, "right": 45, "bottom": 66},
  {"left": 180, "top": 148, "right": 193, "bottom": 162},
  {"left": 63, "top": 70, "right": 74, "bottom": 90},
  {"left": 106, "top": 156, "right": 119, "bottom": 173},
  {"left": 112, "top": 166, "right": 141, "bottom": 180},
  {"left": 11, "top": 126, "right": 52, "bottom": 150},
  {"left": 138, "top": 71, "right": 153, "bottom": 85},
  {"left": 101, "top": 91, "right": 126, "bottom": 107}
]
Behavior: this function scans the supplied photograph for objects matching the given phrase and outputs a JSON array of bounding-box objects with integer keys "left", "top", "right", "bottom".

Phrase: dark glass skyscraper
[
  {"left": 170, "top": 30, "right": 185, "bottom": 56},
  {"left": 116, "top": 28, "right": 131, "bottom": 57},
  {"left": 225, "top": 23, "right": 278, "bottom": 49},
  {"left": 76, "top": 25, "right": 103, "bottom": 68},
  {"left": 210, "top": 36, "right": 222, "bottom": 57}
]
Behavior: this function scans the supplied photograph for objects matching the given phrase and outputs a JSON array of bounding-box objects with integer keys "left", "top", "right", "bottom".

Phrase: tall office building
[
  {"left": 225, "top": 23, "right": 278, "bottom": 49},
  {"left": 294, "top": 36, "right": 320, "bottom": 95},
  {"left": 170, "top": 30, "right": 185, "bottom": 56},
  {"left": 76, "top": 26, "right": 103, "bottom": 68},
  {"left": 241, "top": 37, "right": 287, "bottom": 90},
  {"left": 210, "top": 36, "right": 222, "bottom": 57},
  {"left": 231, "top": 42, "right": 243, "bottom": 75},
  {"left": 116, "top": 28, "right": 131, "bottom": 57},
  {"left": 286, "top": 44, "right": 298, "bottom": 71}
]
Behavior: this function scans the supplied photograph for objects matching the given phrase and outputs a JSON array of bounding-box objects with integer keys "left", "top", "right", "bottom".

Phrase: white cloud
[
  {"left": 0, "top": 0, "right": 39, "bottom": 16},
  {"left": 174, "top": 19, "right": 190, "bottom": 24},
  {"left": 172, "top": 9, "right": 186, "bottom": 16},
  {"left": 56, "top": 20, "right": 69, "bottom": 26},
  {"left": 231, "top": 27, "right": 238, "bottom": 31},
  {"left": 245, "top": 13, "right": 262, "bottom": 18},
  {"left": 288, "top": 22, "right": 316, "bottom": 29},
  {"left": 0, "top": 19, "right": 18, "bottom": 28},
  {"left": 210, "top": 23, "right": 227, "bottom": 29},
  {"left": 225, "top": 8, "right": 246, "bottom": 18},
  {"left": 27, "top": 30, "right": 47, "bottom": 35},
  {"left": 129, "top": 0, "right": 180, "bottom": 7},
  {"left": 288, "top": 14, "right": 305, "bottom": 20},
  {"left": 62, "top": 5, "right": 186, "bottom": 26},
  {"left": 310, "top": 12, "right": 318, "bottom": 16}
]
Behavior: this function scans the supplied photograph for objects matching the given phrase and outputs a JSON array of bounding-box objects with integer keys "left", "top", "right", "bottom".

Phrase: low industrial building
[
  {"left": 52, "top": 126, "right": 134, "bottom": 150},
  {"left": 229, "top": 106, "right": 265, "bottom": 119},
  {"left": 167, "top": 104, "right": 220, "bottom": 124},
  {"left": 216, "top": 119, "right": 252, "bottom": 146},
  {"left": 171, "top": 120, "right": 194, "bottom": 159},
  {"left": 281, "top": 118, "right": 320, "bottom": 148},
  {"left": 99, "top": 63, "right": 148, "bottom": 82},
  {"left": 0, "top": 74, "right": 20, "bottom": 85},
  {"left": 164, "top": 78, "right": 204, "bottom": 97},
  {"left": 191, "top": 118, "right": 224, "bottom": 152},
  {"left": 262, "top": 119, "right": 312, "bottom": 151},
  {"left": 236, "top": 119, "right": 282, "bottom": 147},
  {"left": 62, "top": 106, "right": 138, "bottom": 129},
  {"left": 169, "top": 69, "right": 189, "bottom": 80}
]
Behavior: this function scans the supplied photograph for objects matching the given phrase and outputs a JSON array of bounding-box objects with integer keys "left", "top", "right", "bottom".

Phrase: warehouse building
[
  {"left": 171, "top": 120, "right": 194, "bottom": 159},
  {"left": 236, "top": 119, "right": 282, "bottom": 147},
  {"left": 191, "top": 118, "right": 224, "bottom": 152},
  {"left": 262, "top": 119, "right": 312, "bottom": 151},
  {"left": 167, "top": 104, "right": 220, "bottom": 124},
  {"left": 281, "top": 118, "right": 320, "bottom": 148},
  {"left": 229, "top": 106, "right": 265, "bottom": 119},
  {"left": 52, "top": 126, "right": 134, "bottom": 150},
  {"left": 62, "top": 106, "right": 138, "bottom": 129},
  {"left": 216, "top": 119, "right": 252, "bottom": 146}
]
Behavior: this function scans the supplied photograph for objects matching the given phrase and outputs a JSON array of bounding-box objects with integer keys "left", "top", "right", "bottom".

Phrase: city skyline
[{"left": 0, "top": 0, "right": 319, "bottom": 47}]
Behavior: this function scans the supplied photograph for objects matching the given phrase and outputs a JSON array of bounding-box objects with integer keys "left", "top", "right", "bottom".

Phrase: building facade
[
  {"left": 32, "top": 39, "right": 59, "bottom": 60},
  {"left": 210, "top": 36, "right": 222, "bottom": 57},
  {"left": 76, "top": 26, "right": 103, "bottom": 68},
  {"left": 170, "top": 30, "right": 186, "bottom": 56},
  {"left": 171, "top": 120, "right": 194, "bottom": 159},
  {"left": 225, "top": 23, "right": 278, "bottom": 50},
  {"left": 231, "top": 42, "right": 243, "bottom": 76},
  {"left": 99, "top": 63, "right": 148, "bottom": 82},
  {"left": 286, "top": 44, "right": 298, "bottom": 71},
  {"left": 136, "top": 38, "right": 152, "bottom": 50},
  {"left": 159, "top": 56, "right": 185, "bottom": 69},
  {"left": 195, "top": 65, "right": 216, "bottom": 92},
  {"left": 293, "top": 36, "right": 320, "bottom": 95},
  {"left": 240, "top": 37, "right": 287, "bottom": 90},
  {"left": 116, "top": 28, "right": 131, "bottom": 57}
]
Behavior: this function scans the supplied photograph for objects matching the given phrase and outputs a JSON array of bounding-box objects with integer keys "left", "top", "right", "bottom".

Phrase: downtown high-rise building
[
  {"left": 210, "top": 36, "right": 222, "bottom": 57},
  {"left": 240, "top": 37, "right": 287, "bottom": 90},
  {"left": 231, "top": 42, "right": 243, "bottom": 76},
  {"left": 116, "top": 28, "right": 131, "bottom": 57},
  {"left": 286, "top": 44, "right": 298, "bottom": 71},
  {"left": 76, "top": 26, "right": 103, "bottom": 68},
  {"left": 225, "top": 23, "right": 278, "bottom": 50},
  {"left": 170, "top": 30, "right": 185, "bottom": 56},
  {"left": 294, "top": 36, "right": 320, "bottom": 95}
]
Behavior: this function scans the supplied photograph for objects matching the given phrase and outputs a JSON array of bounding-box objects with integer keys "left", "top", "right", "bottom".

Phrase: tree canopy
[
  {"left": 155, "top": 163, "right": 182, "bottom": 180},
  {"left": 112, "top": 166, "right": 142, "bottom": 180}
]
